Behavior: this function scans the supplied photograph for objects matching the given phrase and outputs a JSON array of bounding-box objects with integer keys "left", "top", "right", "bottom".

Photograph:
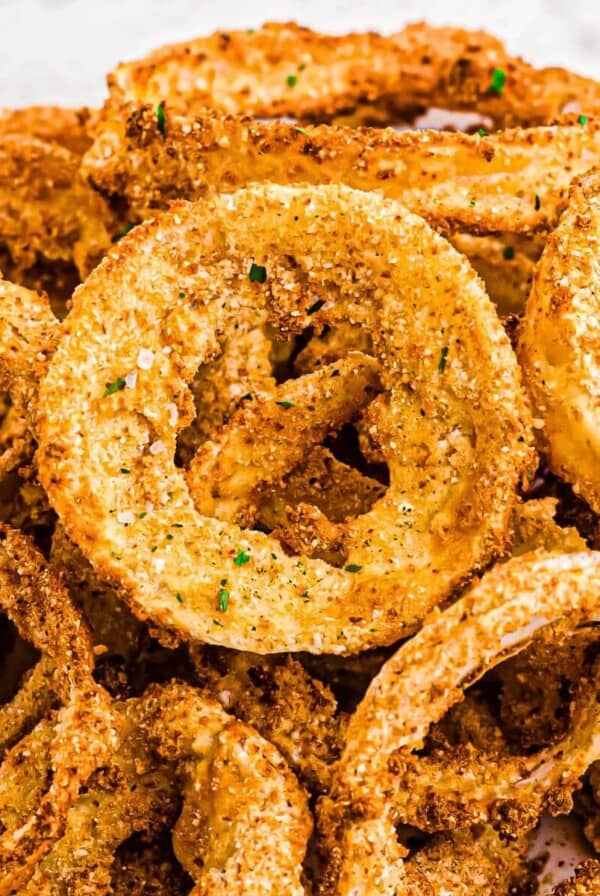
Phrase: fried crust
[
  {"left": 35, "top": 185, "right": 532, "bottom": 654},
  {"left": 321, "top": 551, "right": 600, "bottom": 894},
  {"left": 83, "top": 105, "right": 600, "bottom": 237},
  {"left": 519, "top": 168, "right": 600, "bottom": 513},
  {"left": 107, "top": 21, "right": 600, "bottom": 127}
]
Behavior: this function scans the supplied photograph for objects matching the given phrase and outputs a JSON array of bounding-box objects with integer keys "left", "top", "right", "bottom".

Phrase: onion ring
[
  {"left": 0, "top": 135, "right": 113, "bottom": 303},
  {"left": 83, "top": 105, "right": 600, "bottom": 238},
  {"left": 0, "top": 105, "right": 94, "bottom": 156},
  {"left": 320, "top": 551, "right": 600, "bottom": 894},
  {"left": 143, "top": 680, "right": 312, "bottom": 896},
  {"left": 107, "top": 21, "right": 600, "bottom": 127},
  {"left": 0, "top": 527, "right": 118, "bottom": 893},
  {"left": 35, "top": 184, "right": 532, "bottom": 654},
  {"left": 519, "top": 169, "right": 600, "bottom": 513}
]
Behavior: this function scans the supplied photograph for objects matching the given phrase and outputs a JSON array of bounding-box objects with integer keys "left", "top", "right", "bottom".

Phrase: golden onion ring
[
  {"left": 519, "top": 169, "right": 600, "bottom": 513},
  {"left": 322, "top": 551, "right": 600, "bottom": 894},
  {"left": 83, "top": 106, "right": 600, "bottom": 238},
  {"left": 107, "top": 21, "right": 600, "bottom": 127},
  {"left": 35, "top": 185, "right": 532, "bottom": 654}
]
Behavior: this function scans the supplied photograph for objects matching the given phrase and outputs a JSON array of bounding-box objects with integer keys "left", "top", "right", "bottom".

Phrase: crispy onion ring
[
  {"left": 0, "top": 136, "right": 112, "bottom": 290},
  {"left": 321, "top": 551, "right": 600, "bottom": 895},
  {"left": 35, "top": 184, "right": 532, "bottom": 654},
  {"left": 0, "top": 106, "right": 94, "bottom": 156},
  {"left": 519, "top": 169, "right": 600, "bottom": 513},
  {"left": 0, "top": 527, "right": 118, "bottom": 893},
  {"left": 107, "top": 21, "right": 600, "bottom": 127},
  {"left": 84, "top": 106, "right": 600, "bottom": 238},
  {"left": 143, "top": 680, "right": 311, "bottom": 896}
]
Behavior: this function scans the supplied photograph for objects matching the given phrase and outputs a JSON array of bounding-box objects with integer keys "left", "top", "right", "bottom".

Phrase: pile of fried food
[{"left": 2, "top": 19, "right": 600, "bottom": 894}]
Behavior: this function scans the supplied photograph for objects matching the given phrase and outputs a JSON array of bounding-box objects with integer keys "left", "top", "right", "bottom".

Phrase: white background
[{"left": 1, "top": 0, "right": 600, "bottom": 106}]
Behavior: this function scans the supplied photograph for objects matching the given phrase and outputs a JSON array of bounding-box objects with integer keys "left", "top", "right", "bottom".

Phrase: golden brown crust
[
  {"left": 519, "top": 168, "right": 600, "bottom": 512},
  {"left": 0, "top": 105, "right": 94, "bottom": 156},
  {"left": 0, "top": 135, "right": 113, "bottom": 281},
  {"left": 0, "top": 527, "right": 118, "bottom": 893},
  {"left": 34, "top": 185, "right": 532, "bottom": 654},
  {"left": 107, "top": 21, "right": 600, "bottom": 127},
  {"left": 321, "top": 551, "right": 600, "bottom": 894},
  {"left": 83, "top": 105, "right": 600, "bottom": 237}
]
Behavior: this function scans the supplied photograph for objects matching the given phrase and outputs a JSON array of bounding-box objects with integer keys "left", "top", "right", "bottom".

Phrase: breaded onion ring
[
  {"left": 321, "top": 551, "right": 600, "bottom": 894},
  {"left": 107, "top": 21, "right": 600, "bottom": 127},
  {"left": 519, "top": 169, "right": 600, "bottom": 513},
  {"left": 83, "top": 106, "right": 600, "bottom": 238},
  {"left": 0, "top": 136, "right": 113, "bottom": 300},
  {"left": 35, "top": 185, "right": 532, "bottom": 654},
  {"left": 0, "top": 106, "right": 94, "bottom": 156},
  {"left": 0, "top": 527, "right": 118, "bottom": 893},
  {"left": 143, "top": 680, "right": 311, "bottom": 895}
]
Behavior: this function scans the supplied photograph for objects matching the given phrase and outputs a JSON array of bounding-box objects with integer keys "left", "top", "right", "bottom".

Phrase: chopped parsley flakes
[
  {"left": 307, "top": 299, "right": 324, "bottom": 314},
  {"left": 249, "top": 263, "right": 267, "bottom": 283},
  {"left": 489, "top": 68, "right": 506, "bottom": 95},
  {"left": 233, "top": 549, "right": 251, "bottom": 567},
  {"left": 276, "top": 400, "right": 294, "bottom": 409},
  {"left": 502, "top": 245, "right": 515, "bottom": 260},
  {"left": 156, "top": 104, "right": 166, "bottom": 136},
  {"left": 104, "top": 377, "right": 126, "bottom": 397},
  {"left": 438, "top": 346, "right": 449, "bottom": 372},
  {"left": 345, "top": 564, "right": 362, "bottom": 573},
  {"left": 579, "top": 114, "right": 588, "bottom": 125},
  {"left": 286, "top": 74, "right": 298, "bottom": 88},
  {"left": 111, "top": 222, "right": 138, "bottom": 243},
  {"left": 535, "top": 193, "right": 541, "bottom": 210},
  {"left": 175, "top": 592, "right": 184, "bottom": 604},
  {"left": 217, "top": 587, "right": 230, "bottom": 612}
]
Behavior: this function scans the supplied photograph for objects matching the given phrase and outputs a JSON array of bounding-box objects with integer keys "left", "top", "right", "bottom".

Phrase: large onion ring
[
  {"left": 83, "top": 106, "right": 600, "bottom": 237},
  {"left": 107, "top": 21, "right": 600, "bottom": 127},
  {"left": 321, "top": 551, "right": 600, "bottom": 895},
  {"left": 519, "top": 169, "right": 600, "bottom": 512},
  {"left": 35, "top": 184, "right": 532, "bottom": 654}
]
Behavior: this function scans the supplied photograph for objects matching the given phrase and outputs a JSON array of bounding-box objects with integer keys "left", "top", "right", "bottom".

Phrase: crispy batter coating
[
  {"left": 552, "top": 862, "right": 600, "bottom": 896},
  {"left": 35, "top": 185, "right": 532, "bottom": 654},
  {"left": 510, "top": 497, "right": 587, "bottom": 556},
  {"left": 449, "top": 231, "right": 541, "bottom": 315},
  {"left": 187, "top": 353, "right": 380, "bottom": 526},
  {"left": 107, "top": 21, "right": 600, "bottom": 127},
  {"left": 18, "top": 698, "right": 178, "bottom": 896},
  {"left": 257, "top": 446, "right": 385, "bottom": 533},
  {"left": 0, "top": 135, "right": 113, "bottom": 292},
  {"left": 321, "top": 551, "right": 600, "bottom": 894},
  {"left": 83, "top": 105, "right": 600, "bottom": 237},
  {"left": 143, "top": 680, "right": 312, "bottom": 896},
  {"left": 519, "top": 169, "right": 600, "bottom": 513},
  {"left": 0, "top": 105, "right": 94, "bottom": 156},
  {"left": 191, "top": 646, "right": 345, "bottom": 791},
  {"left": 0, "top": 527, "right": 118, "bottom": 893}
]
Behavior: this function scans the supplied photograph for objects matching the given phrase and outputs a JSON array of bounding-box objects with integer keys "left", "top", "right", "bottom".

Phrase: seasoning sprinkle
[
  {"left": 233, "top": 549, "right": 251, "bottom": 567},
  {"left": 111, "top": 222, "right": 138, "bottom": 243},
  {"left": 307, "top": 299, "right": 324, "bottom": 314},
  {"left": 175, "top": 592, "right": 184, "bottom": 604},
  {"left": 217, "top": 587, "right": 230, "bottom": 612},
  {"left": 104, "top": 377, "right": 126, "bottom": 397},
  {"left": 535, "top": 193, "right": 541, "bottom": 210},
  {"left": 249, "top": 263, "right": 267, "bottom": 283},
  {"left": 489, "top": 68, "right": 506, "bottom": 95},
  {"left": 477, "top": 127, "right": 487, "bottom": 136},
  {"left": 156, "top": 104, "right": 166, "bottom": 136},
  {"left": 438, "top": 346, "right": 449, "bottom": 372},
  {"left": 345, "top": 564, "right": 362, "bottom": 573},
  {"left": 579, "top": 114, "right": 588, "bottom": 125},
  {"left": 502, "top": 245, "right": 515, "bottom": 260},
  {"left": 286, "top": 74, "right": 298, "bottom": 88},
  {"left": 276, "top": 400, "right": 294, "bottom": 409}
]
